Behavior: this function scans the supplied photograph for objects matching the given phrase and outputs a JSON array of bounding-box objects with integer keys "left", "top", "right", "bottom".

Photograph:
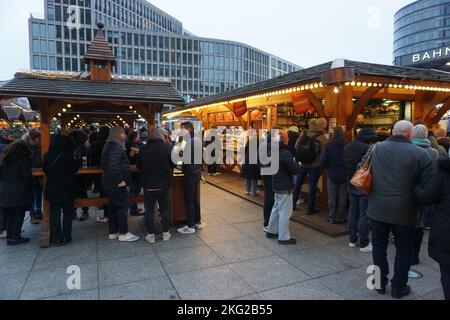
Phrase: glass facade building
[
  {"left": 29, "top": 0, "right": 301, "bottom": 99},
  {"left": 393, "top": 0, "right": 450, "bottom": 70}
]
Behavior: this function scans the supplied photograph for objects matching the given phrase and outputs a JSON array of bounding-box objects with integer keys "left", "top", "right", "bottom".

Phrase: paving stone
[
  {"left": 20, "top": 263, "right": 98, "bottom": 300},
  {"left": 0, "top": 249, "right": 38, "bottom": 275},
  {"left": 98, "top": 253, "right": 165, "bottom": 288},
  {"left": 196, "top": 224, "right": 250, "bottom": 245},
  {"left": 216, "top": 211, "right": 262, "bottom": 224},
  {"left": 259, "top": 279, "right": 345, "bottom": 300},
  {"left": 233, "top": 293, "right": 263, "bottom": 300},
  {"left": 99, "top": 276, "right": 179, "bottom": 300},
  {"left": 415, "top": 289, "right": 445, "bottom": 300},
  {"left": 97, "top": 238, "right": 153, "bottom": 261},
  {"left": 0, "top": 271, "right": 29, "bottom": 300},
  {"left": 170, "top": 265, "right": 254, "bottom": 300},
  {"left": 151, "top": 233, "right": 205, "bottom": 254},
  {"left": 229, "top": 255, "right": 311, "bottom": 292},
  {"left": 157, "top": 245, "right": 224, "bottom": 275},
  {"left": 43, "top": 289, "right": 99, "bottom": 300},
  {"left": 209, "top": 238, "right": 273, "bottom": 263},
  {"left": 278, "top": 247, "right": 357, "bottom": 278},
  {"left": 33, "top": 243, "right": 97, "bottom": 271}
]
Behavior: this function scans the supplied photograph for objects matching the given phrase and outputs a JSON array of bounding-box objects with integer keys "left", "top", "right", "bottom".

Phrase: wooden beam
[
  {"left": 304, "top": 90, "right": 326, "bottom": 118},
  {"left": 424, "top": 94, "right": 450, "bottom": 124},
  {"left": 434, "top": 99, "right": 450, "bottom": 125},
  {"left": 348, "top": 86, "right": 383, "bottom": 129}
]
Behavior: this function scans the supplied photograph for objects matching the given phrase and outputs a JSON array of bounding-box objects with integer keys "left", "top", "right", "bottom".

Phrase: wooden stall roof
[
  {"left": 174, "top": 59, "right": 450, "bottom": 111},
  {"left": 0, "top": 73, "right": 185, "bottom": 105}
]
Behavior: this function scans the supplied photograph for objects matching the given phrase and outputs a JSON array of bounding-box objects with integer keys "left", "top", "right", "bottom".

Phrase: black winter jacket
[
  {"left": 320, "top": 136, "right": 347, "bottom": 183},
  {"left": 0, "top": 146, "right": 33, "bottom": 208},
  {"left": 272, "top": 144, "right": 301, "bottom": 193},
  {"left": 101, "top": 141, "right": 131, "bottom": 192},
  {"left": 415, "top": 157, "right": 450, "bottom": 266},
  {"left": 137, "top": 140, "right": 175, "bottom": 190},
  {"left": 43, "top": 135, "right": 79, "bottom": 202}
]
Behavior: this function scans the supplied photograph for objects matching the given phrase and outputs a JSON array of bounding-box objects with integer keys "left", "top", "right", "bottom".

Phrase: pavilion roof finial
[{"left": 83, "top": 21, "right": 116, "bottom": 66}]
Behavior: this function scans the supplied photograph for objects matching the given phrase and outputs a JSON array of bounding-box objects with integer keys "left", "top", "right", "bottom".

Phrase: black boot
[{"left": 391, "top": 285, "right": 411, "bottom": 299}]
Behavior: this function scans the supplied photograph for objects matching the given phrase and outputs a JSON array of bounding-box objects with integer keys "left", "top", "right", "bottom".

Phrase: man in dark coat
[
  {"left": 343, "top": 127, "right": 377, "bottom": 252},
  {"left": 0, "top": 129, "right": 15, "bottom": 239},
  {"left": 137, "top": 128, "right": 176, "bottom": 244},
  {"left": 101, "top": 127, "right": 139, "bottom": 242},
  {"left": 43, "top": 134, "right": 79, "bottom": 245},
  {"left": 177, "top": 122, "right": 203, "bottom": 235},
  {"left": 320, "top": 126, "right": 348, "bottom": 224},
  {"left": 415, "top": 157, "right": 450, "bottom": 300},
  {"left": 0, "top": 140, "right": 33, "bottom": 245},
  {"left": 366, "top": 120, "right": 434, "bottom": 299}
]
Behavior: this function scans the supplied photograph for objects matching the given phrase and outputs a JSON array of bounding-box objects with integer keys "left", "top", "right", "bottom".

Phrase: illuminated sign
[{"left": 410, "top": 46, "right": 450, "bottom": 64}]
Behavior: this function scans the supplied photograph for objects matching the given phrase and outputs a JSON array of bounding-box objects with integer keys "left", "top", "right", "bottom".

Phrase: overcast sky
[{"left": 0, "top": 0, "right": 413, "bottom": 80}]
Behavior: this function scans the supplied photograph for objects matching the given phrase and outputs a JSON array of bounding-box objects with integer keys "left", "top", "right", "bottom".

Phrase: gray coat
[{"left": 366, "top": 135, "right": 434, "bottom": 227}]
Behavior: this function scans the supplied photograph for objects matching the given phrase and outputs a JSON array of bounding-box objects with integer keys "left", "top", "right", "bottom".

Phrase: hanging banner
[
  {"left": 233, "top": 101, "right": 248, "bottom": 117},
  {"left": 291, "top": 93, "right": 313, "bottom": 114}
]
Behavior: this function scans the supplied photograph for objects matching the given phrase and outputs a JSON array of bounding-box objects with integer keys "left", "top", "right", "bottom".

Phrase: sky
[{"left": 0, "top": 0, "right": 414, "bottom": 80}]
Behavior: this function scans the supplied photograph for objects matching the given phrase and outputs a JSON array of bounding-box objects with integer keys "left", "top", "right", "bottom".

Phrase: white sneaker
[
  {"left": 263, "top": 226, "right": 269, "bottom": 233},
  {"left": 349, "top": 242, "right": 358, "bottom": 248},
  {"left": 97, "top": 217, "right": 109, "bottom": 224},
  {"left": 360, "top": 243, "right": 373, "bottom": 253},
  {"left": 109, "top": 233, "right": 119, "bottom": 240},
  {"left": 119, "top": 232, "right": 140, "bottom": 242},
  {"left": 163, "top": 232, "right": 172, "bottom": 242},
  {"left": 145, "top": 234, "right": 156, "bottom": 244},
  {"left": 195, "top": 223, "right": 205, "bottom": 229},
  {"left": 0, "top": 230, "right": 7, "bottom": 239},
  {"left": 177, "top": 226, "right": 196, "bottom": 234},
  {"left": 244, "top": 192, "right": 251, "bottom": 195}
]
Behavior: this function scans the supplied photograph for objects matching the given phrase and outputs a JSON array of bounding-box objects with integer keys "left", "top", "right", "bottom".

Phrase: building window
[
  {"left": 33, "top": 55, "right": 40, "bottom": 69},
  {"left": 32, "top": 23, "right": 40, "bottom": 37}
]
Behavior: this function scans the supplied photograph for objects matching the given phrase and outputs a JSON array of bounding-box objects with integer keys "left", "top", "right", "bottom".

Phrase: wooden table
[{"left": 33, "top": 166, "right": 197, "bottom": 248}]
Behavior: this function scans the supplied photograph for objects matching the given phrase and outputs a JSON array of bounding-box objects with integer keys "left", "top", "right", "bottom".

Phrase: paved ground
[{"left": 0, "top": 183, "right": 445, "bottom": 300}]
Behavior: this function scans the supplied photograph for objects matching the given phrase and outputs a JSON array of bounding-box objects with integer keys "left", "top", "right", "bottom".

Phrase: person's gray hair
[
  {"left": 392, "top": 120, "right": 414, "bottom": 137},
  {"left": 148, "top": 127, "right": 166, "bottom": 141}
]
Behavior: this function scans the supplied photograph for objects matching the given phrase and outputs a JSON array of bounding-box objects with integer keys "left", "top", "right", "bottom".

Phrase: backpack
[{"left": 296, "top": 133, "right": 322, "bottom": 165}]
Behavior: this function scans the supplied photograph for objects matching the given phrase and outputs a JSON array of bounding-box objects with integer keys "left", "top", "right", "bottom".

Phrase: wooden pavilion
[{"left": 0, "top": 22, "right": 184, "bottom": 247}]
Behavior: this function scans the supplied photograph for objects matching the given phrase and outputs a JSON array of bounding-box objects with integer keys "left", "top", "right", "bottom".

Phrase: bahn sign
[{"left": 409, "top": 46, "right": 450, "bottom": 65}]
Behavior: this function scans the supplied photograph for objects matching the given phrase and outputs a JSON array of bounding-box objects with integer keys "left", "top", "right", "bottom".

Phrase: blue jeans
[
  {"left": 348, "top": 188, "right": 370, "bottom": 247},
  {"left": 268, "top": 193, "right": 293, "bottom": 241},
  {"left": 371, "top": 219, "right": 415, "bottom": 289},
  {"left": 31, "top": 178, "right": 42, "bottom": 214},
  {"left": 293, "top": 167, "right": 321, "bottom": 213},
  {"left": 327, "top": 179, "right": 347, "bottom": 221},
  {"left": 245, "top": 178, "right": 258, "bottom": 195}
]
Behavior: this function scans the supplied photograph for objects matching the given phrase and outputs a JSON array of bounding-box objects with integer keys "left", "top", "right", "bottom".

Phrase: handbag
[{"left": 350, "top": 144, "right": 376, "bottom": 196}]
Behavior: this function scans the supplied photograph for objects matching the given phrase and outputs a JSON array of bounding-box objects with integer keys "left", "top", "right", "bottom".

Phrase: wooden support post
[{"left": 39, "top": 100, "right": 51, "bottom": 248}]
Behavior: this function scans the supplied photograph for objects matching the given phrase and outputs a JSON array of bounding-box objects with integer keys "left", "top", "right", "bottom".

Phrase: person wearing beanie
[
  {"left": 101, "top": 127, "right": 139, "bottom": 242},
  {"left": 343, "top": 127, "right": 378, "bottom": 253},
  {"left": 411, "top": 124, "right": 439, "bottom": 266},
  {"left": 126, "top": 131, "right": 144, "bottom": 217},
  {"left": 293, "top": 118, "right": 328, "bottom": 214}
]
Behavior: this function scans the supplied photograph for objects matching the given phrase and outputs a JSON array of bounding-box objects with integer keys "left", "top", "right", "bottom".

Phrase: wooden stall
[
  {"left": 0, "top": 22, "right": 185, "bottom": 247},
  {"left": 163, "top": 59, "right": 450, "bottom": 235}
]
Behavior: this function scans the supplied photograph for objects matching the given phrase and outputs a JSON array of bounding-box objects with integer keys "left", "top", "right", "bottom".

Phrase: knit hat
[
  {"left": 288, "top": 126, "right": 299, "bottom": 134},
  {"left": 0, "top": 128, "right": 13, "bottom": 137},
  {"left": 316, "top": 118, "right": 328, "bottom": 130},
  {"left": 412, "top": 124, "right": 428, "bottom": 139}
]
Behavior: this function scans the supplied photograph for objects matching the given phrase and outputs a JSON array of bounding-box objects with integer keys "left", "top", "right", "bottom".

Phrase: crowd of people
[
  {"left": 256, "top": 118, "right": 450, "bottom": 300},
  {"left": 0, "top": 122, "right": 204, "bottom": 246},
  {"left": 1, "top": 115, "right": 450, "bottom": 300}
]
